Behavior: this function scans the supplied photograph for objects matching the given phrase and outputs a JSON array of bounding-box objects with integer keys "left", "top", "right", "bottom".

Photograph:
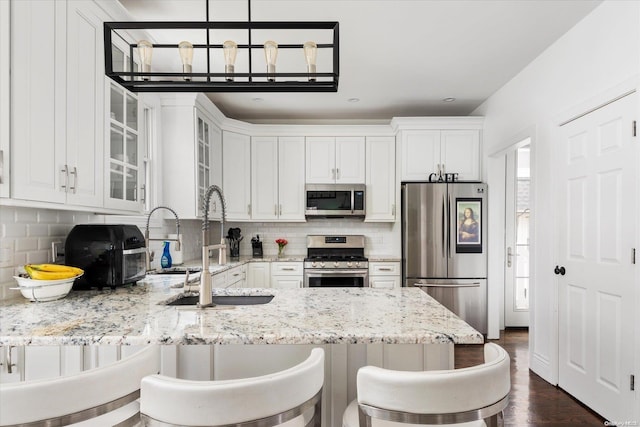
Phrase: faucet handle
[{"left": 149, "top": 250, "right": 155, "bottom": 262}]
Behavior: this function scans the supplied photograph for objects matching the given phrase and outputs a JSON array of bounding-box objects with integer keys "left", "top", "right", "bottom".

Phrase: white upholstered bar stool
[
  {"left": 342, "top": 343, "right": 511, "bottom": 427},
  {"left": 139, "top": 347, "right": 325, "bottom": 427},
  {"left": 0, "top": 344, "right": 160, "bottom": 427}
]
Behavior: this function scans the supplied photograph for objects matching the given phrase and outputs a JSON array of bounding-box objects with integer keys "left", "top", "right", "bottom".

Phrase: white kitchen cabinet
[
  {"left": 104, "top": 81, "right": 143, "bottom": 211},
  {"left": 270, "top": 262, "right": 304, "bottom": 288},
  {"left": 247, "top": 262, "right": 271, "bottom": 287},
  {"left": 161, "top": 94, "right": 223, "bottom": 219},
  {"left": 11, "top": 1, "right": 96, "bottom": 207},
  {"left": 305, "top": 137, "right": 365, "bottom": 184},
  {"left": 365, "top": 136, "right": 396, "bottom": 222},
  {"left": 10, "top": 0, "right": 106, "bottom": 208},
  {"left": 0, "top": 346, "right": 22, "bottom": 383},
  {"left": 22, "top": 345, "right": 84, "bottom": 381},
  {"left": 212, "top": 270, "right": 227, "bottom": 289},
  {"left": 223, "top": 131, "right": 252, "bottom": 221},
  {"left": 0, "top": 0, "right": 10, "bottom": 199},
  {"left": 226, "top": 265, "right": 247, "bottom": 288},
  {"left": 251, "top": 136, "right": 305, "bottom": 221},
  {"left": 400, "top": 129, "right": 480, "bottom": 181},
  {"left": 368, "top": 261, "right": 401, "bottom": 289}
]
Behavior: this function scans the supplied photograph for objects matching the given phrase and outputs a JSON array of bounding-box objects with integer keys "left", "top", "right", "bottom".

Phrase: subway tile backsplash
[{"left": 1, "top": 205, "right": 401, "bottom": 285}]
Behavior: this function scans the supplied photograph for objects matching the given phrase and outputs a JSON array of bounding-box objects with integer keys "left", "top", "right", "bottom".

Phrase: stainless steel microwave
[{"left": 305, "top": 184, "right": 366, "bottom": 218}]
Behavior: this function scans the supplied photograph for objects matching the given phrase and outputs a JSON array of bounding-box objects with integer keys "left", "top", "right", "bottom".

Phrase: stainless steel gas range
[{"left": 303, "top": 235, "right": 369, "bottom": 287}]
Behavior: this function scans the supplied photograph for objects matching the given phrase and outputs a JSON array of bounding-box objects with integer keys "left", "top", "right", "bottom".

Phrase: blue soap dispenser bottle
[{"left": 161, "top": 241, "right": 172, "bottom": 269}]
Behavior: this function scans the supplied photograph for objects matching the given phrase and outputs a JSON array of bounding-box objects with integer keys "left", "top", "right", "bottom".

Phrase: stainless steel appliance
[
  {"left": 65, "top": 224, "right": 147, "bottom": 289},
  {"left": 304, "top": 235, "right": 369, "bottom": 287},
  {"left": 402, "top": 182, "right": 488, "bottom": 333},
  {"left": 305, "top": 184, "right": 365, "bottom": 218}
]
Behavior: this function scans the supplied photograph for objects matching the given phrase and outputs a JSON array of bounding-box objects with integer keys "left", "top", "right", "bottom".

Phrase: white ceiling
[{"left": 117, "top": 0, "right": 601, "bottom": 123}]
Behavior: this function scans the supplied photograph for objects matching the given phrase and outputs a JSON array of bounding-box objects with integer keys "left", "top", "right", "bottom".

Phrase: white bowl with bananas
[{"left": 13, "top": 264, "right": 84, "bottom": 302}]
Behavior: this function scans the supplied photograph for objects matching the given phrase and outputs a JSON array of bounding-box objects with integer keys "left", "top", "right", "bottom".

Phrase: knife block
[{"left": 252, "top": 241, "right": 263, "bottom": 258}]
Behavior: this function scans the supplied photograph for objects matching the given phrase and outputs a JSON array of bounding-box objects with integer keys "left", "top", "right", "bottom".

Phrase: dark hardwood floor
[{"left": 454, "top": 329, "right": 606, "bottom": 426}]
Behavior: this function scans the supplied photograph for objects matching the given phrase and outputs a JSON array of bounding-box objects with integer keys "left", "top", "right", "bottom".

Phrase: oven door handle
[{"left": 304, "top": 269, "right": 369, "bottom": 276}]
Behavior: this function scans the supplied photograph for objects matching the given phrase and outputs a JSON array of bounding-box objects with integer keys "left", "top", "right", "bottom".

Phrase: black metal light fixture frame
[{"left": 104, "top": 2, "right": 339, "bottom": 92}]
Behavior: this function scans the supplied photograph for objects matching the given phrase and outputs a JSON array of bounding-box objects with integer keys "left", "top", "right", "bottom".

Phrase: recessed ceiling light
[
  {"left": 252, "top": 97, "right": 264, "bottom": 102},
  {"left": 442, "top": 97, "right": 456, "bottom": 102},
  {"left": 348, "top": 98, "right": 360, "bottom": 103}
]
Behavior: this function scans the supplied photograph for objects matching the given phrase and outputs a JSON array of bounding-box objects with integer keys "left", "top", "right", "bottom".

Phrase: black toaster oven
[{"left": 65, "top": 224, "right": 147, "bottom": 289}]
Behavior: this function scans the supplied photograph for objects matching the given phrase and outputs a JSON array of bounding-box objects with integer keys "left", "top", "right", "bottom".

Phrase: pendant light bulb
[
  {"left": 137, "top": 40, "right": 153, "bottom": 80},
  {"left": 303, "top": 41, "right": 317, "bottom": 81},
  {"left": 223, "top": 40, "right": 238, "bottom": 81},
  {"left": 178, "top": 41, "right": 194, "bottom": 81},
  {"left": 264, "top": 40, "right": 278, "bottom": 82}
]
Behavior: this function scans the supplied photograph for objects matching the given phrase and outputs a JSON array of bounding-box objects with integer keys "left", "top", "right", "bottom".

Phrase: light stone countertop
[{"left": 0, "top": 274, "right": 483, "bottom": 347}]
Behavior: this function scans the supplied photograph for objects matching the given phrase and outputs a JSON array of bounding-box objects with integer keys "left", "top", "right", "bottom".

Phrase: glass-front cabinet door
[
  {"left": 105, "top": 79, "right": 143, "bottom": 211},
  {"left": 197, "top": 114, "right": 211, "bottom": 214}
]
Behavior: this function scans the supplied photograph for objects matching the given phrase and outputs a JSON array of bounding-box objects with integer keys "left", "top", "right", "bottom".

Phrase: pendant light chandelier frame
[{"left": 104, "top": 1, "right": 339, "bottom": 92}]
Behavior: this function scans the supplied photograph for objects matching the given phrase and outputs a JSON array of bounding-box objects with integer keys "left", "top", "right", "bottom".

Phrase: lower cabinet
[
  {"left": 270, "top": 262, "right": 303, "bottom": 288},
  {"left": 3, "top": 340, "right": 452, "bottom": 427},
  {"left": 211, "top": 265, "right": 247, "bottom": 289},
  {"left": 247, "top": 262, "right": 271, "bottom": 287},
  {"left": 368, "top": 262, "right": 401, "bottom": 289}
]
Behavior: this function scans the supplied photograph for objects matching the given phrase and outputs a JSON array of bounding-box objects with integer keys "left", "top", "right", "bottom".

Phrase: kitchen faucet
[
  {"left": 199, "top": 185, "right": 227, "bottom": 308},
  {"left": 144, "top": 206, "right": 181, "bottom": 272}
]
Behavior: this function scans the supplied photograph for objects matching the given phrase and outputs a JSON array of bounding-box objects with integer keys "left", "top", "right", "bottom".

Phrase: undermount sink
[
  {"left": 150, "top": 267, "right": 202, "bottom": 275},
  {"left": 166, "top": 294, "right": 274, "bottom": 306}
]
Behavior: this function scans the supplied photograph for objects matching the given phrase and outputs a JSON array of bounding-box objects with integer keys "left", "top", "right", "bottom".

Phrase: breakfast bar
[
  {"left": 0, "top": 278, "right": 483, "bottom": 426},
  {"left": 0, "top": 276, "right": 483, "bottom": 346}
]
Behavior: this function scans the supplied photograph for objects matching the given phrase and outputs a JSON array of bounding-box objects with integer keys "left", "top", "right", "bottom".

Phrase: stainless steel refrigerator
[{"left": 402, "top": 182, "right": 487, "bottom": 334}]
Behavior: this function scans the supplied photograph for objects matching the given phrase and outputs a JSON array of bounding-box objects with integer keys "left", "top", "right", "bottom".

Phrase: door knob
[{"left": 554, "top": 265, "right": 566, "bottom": 275}]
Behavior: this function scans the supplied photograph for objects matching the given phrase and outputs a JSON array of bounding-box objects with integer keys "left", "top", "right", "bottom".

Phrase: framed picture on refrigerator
[{"left": 456, "top": 199, "right": 482, "bottom": 253}]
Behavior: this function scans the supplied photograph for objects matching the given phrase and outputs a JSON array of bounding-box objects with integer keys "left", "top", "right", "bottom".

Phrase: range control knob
[
  {"left": 311, "top": 262, "right": 317, "bottom": 268},
  {"left": 355, "top": 262, "right": 360, "bottom": 268},
  {"left": 334, "top": 261, "right": 340, "bottom": 268},
  {"left": 347, "top": 261, "right": 353, "bottom": 267},
  {"left": 320, "top": 262, "right": 325, "bottom": 268}
]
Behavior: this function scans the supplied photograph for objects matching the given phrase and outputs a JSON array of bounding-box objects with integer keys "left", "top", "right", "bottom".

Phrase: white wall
[{"left": 472, "top": 1, "right": 639, "bottom": 384}]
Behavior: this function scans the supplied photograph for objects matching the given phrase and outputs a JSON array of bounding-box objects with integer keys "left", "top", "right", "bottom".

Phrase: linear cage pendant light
[{"left": 104, "top": 0, "right": 339, "bottom": 92}]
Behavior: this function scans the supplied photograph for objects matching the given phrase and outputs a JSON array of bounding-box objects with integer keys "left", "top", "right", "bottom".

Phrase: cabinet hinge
[
  {"left": 633, "top": 120, "right": 637, "bottom": 137},
  {"left": 631, "top": 374, "right": 635, "bottom": 391}
]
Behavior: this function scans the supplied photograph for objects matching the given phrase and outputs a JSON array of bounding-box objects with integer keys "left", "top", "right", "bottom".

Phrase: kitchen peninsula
[
  {"left": 1, "top": 276, "right": 482, "bottom": 426},
  {"left": 0, "top": 277, "right": 482, "bottom": 346}
]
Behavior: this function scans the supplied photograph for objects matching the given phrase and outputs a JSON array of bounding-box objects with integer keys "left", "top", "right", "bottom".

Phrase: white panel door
[
  {"left": 278, "top": 136, "right": 306, "bottom": 221},
  {"left": 251, "top": 136, "right": 279, "bottom": 221},
  {"left": 441, "top": 130, "right": 480, "bottom": 181},
  {"left": 222, "top": 131, "right": 251, "bottom": 220},
  {"left": 557, "top": 92, "right": 636, "bottom": 420},
  {"left": 400, "top": 130, "right": 440, "bottom": 181},
  {"left": 305, "top": 137, "right": 335, "bottom": 183},
  {"left": 365, "top": 136, "right": 396, "bottom": 221},
  {"left": 11, "top": 0, "right": 66, "bottom": 203},
  {"left": 335, "top": 136, "right": 365, "bottom": 183},
  {"left": 66, "top": 0, "right": 104, "bottom": 208}
]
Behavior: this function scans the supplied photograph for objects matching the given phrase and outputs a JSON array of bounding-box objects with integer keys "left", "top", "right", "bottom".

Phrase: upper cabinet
[
  {"left": 104, "top": 81, "right": 144, "bottom": 211},
  {"left": 251, "top": 136, "right": 305, "bottom": 222},
  {"left": 161, "top": 94, "right": 222, "bottom": 219},
  {"left": 365, "top": 136, "right": 396, "bottom": 222},
  {"left": 305, "top": 137, "right": 365, "bottom": 184},
  {"left": 0, "top": 0, "right": 9, "bottom": 198},
  {"left": 400, "top": 129, "right": 481, "bottom": 182},
  {"left": 223, "top": 131, "right": 251, "bottom": 221},
  {"left": 11, "top": 0, "right": 104, "bottom": 207}
]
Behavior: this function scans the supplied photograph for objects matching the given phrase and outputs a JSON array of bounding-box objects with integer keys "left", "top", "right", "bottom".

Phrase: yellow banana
[{"left": 24, "top": 264, "right": 83, "bottom": 280}]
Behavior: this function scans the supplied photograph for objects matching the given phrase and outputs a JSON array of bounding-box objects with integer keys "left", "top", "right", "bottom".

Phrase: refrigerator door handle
[
  {"left": 442, "top": 193, "right": 446, "bottom": 257},
  {"left": 412, "top": 282, "right": 481, "bottom": 288},
  {"left": 447, "top": 192, "right": 452, "bottom": 259}
]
